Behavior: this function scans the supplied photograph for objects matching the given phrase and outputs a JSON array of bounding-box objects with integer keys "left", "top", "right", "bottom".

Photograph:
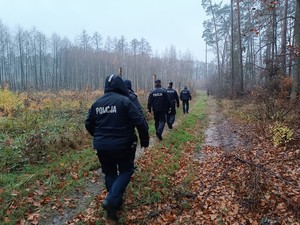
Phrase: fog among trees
[{"left": 0, "top": 21, "right": 210, "bottom": 92}]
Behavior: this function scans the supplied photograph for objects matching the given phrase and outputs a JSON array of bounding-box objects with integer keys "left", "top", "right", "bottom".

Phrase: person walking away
[
  {"left": 166, "top": 81, "right": 179, "bottom": 129},
  {"left": 180, "top": 86, "right": 192, "bottom": 113},
  {"left": 124, "top": 79, "right": 148, "bottom": 163},
  {"left": 147, "top": 79, "right": 171, "bottom": 140},
  {"left": 85, "top": 74, "right": 149, "bottom": 222}
]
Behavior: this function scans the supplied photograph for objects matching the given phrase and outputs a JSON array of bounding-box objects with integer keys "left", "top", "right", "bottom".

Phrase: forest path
[
  {"left": 39, "top": 109, "right": 182, "bottom": 224},
  {"left": 202, "top": 97, "right": 251, "bottom": 151},
  {"left": 40, "top": 96, "right": 252, "bottom": 224}
]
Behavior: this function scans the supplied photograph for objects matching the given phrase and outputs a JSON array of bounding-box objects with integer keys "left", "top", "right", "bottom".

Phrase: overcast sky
[{"left": 0, "top": 0, "right": 216, "bottom": 62}]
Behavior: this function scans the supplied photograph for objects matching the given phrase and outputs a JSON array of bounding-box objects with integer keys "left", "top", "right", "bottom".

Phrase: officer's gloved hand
[{"left": 177, "top": 104, "right": 179, "bottom": 108}]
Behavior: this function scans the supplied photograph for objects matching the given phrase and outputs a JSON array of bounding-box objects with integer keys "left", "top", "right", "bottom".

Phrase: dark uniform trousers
[
  {"left": 154, "top": 111, "right": 166, "bottom": 135},
  {"left": 167, "top": 106, "right": 176, "bottom": 127},
  {"left": 97, "top": 147, "right": 135, "bottom": 209},
  {"left": 182, "top": 100, "right": 189, "bottom": 113}
]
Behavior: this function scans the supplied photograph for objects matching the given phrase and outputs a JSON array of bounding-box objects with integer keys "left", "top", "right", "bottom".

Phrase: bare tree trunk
[
  {"left": 17, "top": 28, "right": 25, "bottom": 91},
  {"left": 288, "top": 25, "right": 293, "bottom": 77},
  {"left": 281, "top": 0, "right": 288, "bottom": 75},
  {"left": 271, "top": 5, "right": 277, "bottom": 64},
  {"left": 152, "top": 73, "right": 156, "bottom": 89},
  {"left": 38, "top": 32, "right": 45, "bottom": 90},
  {"left": 293, "top": 0, "right": 300, "bottom": 95},
  {"left": 208, "top": 0, "right": 221, "bottom": 89},
  {"left": 206, "top": 42, "right": 208, "bottom": 90},
  {"left": 236, "top": 0, "right": 243, "bottom": 94},
  {"left": 231, "top": 0, "right": 235, "bottom": 96}
]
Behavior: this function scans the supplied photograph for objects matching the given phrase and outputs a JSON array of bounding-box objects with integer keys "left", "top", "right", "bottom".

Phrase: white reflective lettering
[{"left": 95, "top": 106, "right": 117, "bottom": 114}]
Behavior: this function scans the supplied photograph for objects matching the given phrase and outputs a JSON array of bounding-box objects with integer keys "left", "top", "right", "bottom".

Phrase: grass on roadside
[{"left": 117, "top": 93, "right": 208, "bottom": 224}]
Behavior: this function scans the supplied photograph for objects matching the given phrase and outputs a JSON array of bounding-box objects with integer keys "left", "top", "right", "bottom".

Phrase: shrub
[
  {"left": 270, "top": 122, "right": 294, "bottom": 147},
  {"left": 0, "top": 84, "right": 25, "bottom": 116},
  {"left": 252, "top": 76, "right": 299, "bottom": 123}
]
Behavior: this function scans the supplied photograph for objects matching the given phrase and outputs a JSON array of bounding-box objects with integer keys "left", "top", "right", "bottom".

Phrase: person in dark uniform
[
  {"left": 124, "top": 79, "right": 148, "bottom": 163},
  {"left": 147, "top": 79, "right": 170, "bottom": 140},
  {"left": 166, "top": 81, "right": 179, "bottom": 129},
  {"left": 180, "top": 86, "right": 192, "bottom": 113},
  {"left": 85, "top": 74, "right": 149, "bottom": 221}
]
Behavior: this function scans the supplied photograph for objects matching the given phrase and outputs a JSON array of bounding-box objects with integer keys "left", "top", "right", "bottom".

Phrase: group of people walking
[
  {"left": 147, "top": 79, "right": 192, "bottom": 140},
  {"left": 84, "top": 74, "right": 191, "bottom": 222}
]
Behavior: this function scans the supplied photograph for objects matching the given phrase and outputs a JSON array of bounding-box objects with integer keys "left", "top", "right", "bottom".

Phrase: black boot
[
  {"left": 156, "top": 132, "right": 162, "bottom": 140},
  {"left": 102, "top": 199, "right": 118, "bottom": 221}
]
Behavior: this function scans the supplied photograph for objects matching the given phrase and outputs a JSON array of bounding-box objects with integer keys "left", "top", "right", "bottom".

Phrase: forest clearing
[{"left": 0, "top": 88, "right": 299, "bottom": 225}]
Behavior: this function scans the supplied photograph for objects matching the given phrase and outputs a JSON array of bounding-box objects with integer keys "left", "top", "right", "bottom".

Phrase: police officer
[
  {"left": 124, "top": 79, "right": 148, "bottom": 162},
  {"left": 180, "top": 86, "right": 192, "bottom": 113},
  {"left": 124, "top": 79, "right": 146, "bottom": 122},
  {"left": 85, "top": 74, "right": 149, "bottom": 221},
  {"left": 166, "top": 81, "right": 179, "bottom": 129},
  {"left": 147, "top": 79, "right": 171, "bottom": 140}
]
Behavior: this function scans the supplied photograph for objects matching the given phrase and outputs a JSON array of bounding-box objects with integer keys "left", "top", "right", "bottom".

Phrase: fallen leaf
[{"left": 4, "top": 217, "right": 10, "bottom": 223}]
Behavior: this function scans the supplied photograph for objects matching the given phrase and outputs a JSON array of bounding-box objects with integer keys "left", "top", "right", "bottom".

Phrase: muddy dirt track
[{"left": 203, "top": 98, "right": 252, "bottom": 150}]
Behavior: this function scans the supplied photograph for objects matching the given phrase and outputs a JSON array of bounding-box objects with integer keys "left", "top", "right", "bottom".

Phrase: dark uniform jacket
[
  {"left": 166, "top": 87, "right": 179, "bottom": 108},
  {"left": 147, "top": 86, "right": 170, "bottom": 113},
  {"left": 124, "top": 79, "right": 148, "bottom": 132},
  {"left": 124, "top": 80, "right": 145, "bottom": 117},
  {"left": 85, "top": 75, "right": 149, "bottom": 151},
  {"left": 180, "top": 88, "right": 192, "bottom": 101}
]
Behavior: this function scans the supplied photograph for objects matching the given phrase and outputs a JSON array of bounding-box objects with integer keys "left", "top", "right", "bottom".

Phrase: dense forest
[{"left": 202, "top": 0, "right": 300, "bottom": 97}]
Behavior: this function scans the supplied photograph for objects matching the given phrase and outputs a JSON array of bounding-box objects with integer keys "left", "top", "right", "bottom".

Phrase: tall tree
[
  {"left": 129, "top": 38, "right": 140, "bottom": 91},
  {"left": 92, "top": 31, "right": 102, "bottom": 52},
  {"left": 16, "top": 27, "right": 26, "bottom": 91},
  {"left": 202, "top": 0, "right": 222, "bottom": 88},
  {"left": 79, "top": 29, "right": 90, "bottom": 52},
  {"left": 293, "top": 0, "right": 300, "bottom": 95},
  {"left": 36, "top": 31, "right": 47, "bottom": 90},
  {"left": 50, "top": 33, "right": 61, "bottom": 90},
  {"left": 230, "top": 0, "right": 235, "bottom": 95},
  {"left": 236, "top": 0, "right": 244, "bottom": 93},
  {"left": 281, "top": 0, "right": 289, "bottom": 75}
]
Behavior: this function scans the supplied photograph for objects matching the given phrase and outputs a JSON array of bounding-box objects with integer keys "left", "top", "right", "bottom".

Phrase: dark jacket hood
[
  {"left": 104, "top": 74, "right": 129, "bottom": 96},
  {"left": 124, "top": 79, "right": 132, "bottom": 89},
  {"left": 124, "top": 79, "right": 136, "bottom": 94}
]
